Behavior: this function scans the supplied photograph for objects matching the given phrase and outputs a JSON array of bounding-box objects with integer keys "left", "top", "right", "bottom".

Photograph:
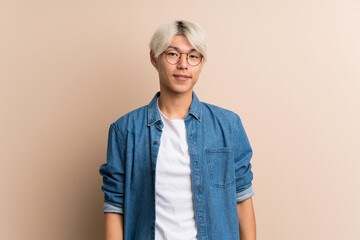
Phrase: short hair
[{"left": 149, "top": 20, "right": 208, "bottom": 62}]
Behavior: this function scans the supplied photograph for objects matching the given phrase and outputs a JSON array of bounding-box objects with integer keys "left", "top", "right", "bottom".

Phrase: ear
[{"left": 150, "top": 50, "right": 158, "bottom": 70}]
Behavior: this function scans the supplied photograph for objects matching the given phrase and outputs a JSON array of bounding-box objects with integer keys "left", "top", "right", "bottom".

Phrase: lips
[{"left": 173, "top": 74, "right": 191, "bottom": 80}]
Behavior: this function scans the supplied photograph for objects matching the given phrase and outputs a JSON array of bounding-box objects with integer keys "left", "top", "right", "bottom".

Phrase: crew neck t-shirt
[{"left": 155, "top": 97, "right": 198, "bottom": 240}]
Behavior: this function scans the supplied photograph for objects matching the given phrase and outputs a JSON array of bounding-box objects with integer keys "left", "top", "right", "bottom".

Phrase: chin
[
  {"left": 175, "top": 87, "right": 194, "bottom": 94},
  {"left": 161, "top": 80, "right": 196, "bottom": 94},
  {"left": 166, "top": 85, "right": 192, "bottom": 94}
]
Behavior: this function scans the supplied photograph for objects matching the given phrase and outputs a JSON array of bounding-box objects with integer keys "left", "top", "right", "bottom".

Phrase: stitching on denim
[
  {"left": 232, "top": 114, "right": 241, "bottom": 136},
  {"left": 111, "top": 123, "right": 126, "bottom": 146},
  {"left": 205, "top": 147, "right": 232, "bottom": 152}
]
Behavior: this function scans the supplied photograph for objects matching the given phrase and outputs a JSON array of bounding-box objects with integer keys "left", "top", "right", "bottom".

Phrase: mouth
[{"left": 173, "top": 74, "right": 191, "bottom": 81}]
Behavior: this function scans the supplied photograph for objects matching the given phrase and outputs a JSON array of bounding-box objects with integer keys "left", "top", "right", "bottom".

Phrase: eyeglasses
[{"left": 162, "top": 49, "right": 203, "bottom": 66}]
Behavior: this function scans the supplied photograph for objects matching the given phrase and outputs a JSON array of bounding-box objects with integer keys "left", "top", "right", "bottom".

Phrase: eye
[
  {"left": 189, "top": 52, "right": 201, "bottom": 59},
  {"left": 166, "top": 51, "right": 179, "bottom": 57}
]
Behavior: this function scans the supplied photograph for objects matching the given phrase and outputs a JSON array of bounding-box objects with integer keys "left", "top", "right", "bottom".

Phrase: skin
[
  {"left": 237, "top": 197, "right": 257, "bottom": 240},
  {"left": 104, "top": 35, "right": 256, "bottom": 240},
  {"left": 104, "top": 213, "right": 123, "bottom": 240}
]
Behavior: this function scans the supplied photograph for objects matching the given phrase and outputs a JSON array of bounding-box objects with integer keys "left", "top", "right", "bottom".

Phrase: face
[{"left": 150, "top": 35, "right": 205, "bottom": 95}]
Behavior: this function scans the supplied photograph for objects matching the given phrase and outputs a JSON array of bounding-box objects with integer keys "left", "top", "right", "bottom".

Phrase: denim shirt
[{"left": 99, "top": 90, "right": 254, "bottom": 240}]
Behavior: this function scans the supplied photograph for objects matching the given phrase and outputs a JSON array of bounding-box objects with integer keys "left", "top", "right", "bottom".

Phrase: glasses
[{"left": 162, "top": 49, "right": 203, "bottom": 66}]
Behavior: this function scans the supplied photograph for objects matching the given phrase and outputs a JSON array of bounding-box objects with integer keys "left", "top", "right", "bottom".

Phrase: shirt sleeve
[
  {"left": 232, "top": 114, "right": 254, "bottom": 195},
  {"left": 104, "top": 201, "right": 124, "bottom": 214},
  {"left": 99, "top": 124, "right": 126, "bottom": 214},
  {"left": 236, "top": 186, "right": 254, "bottom": 202}
]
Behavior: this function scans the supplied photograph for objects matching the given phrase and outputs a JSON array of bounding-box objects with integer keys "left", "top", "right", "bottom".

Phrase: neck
[{"left": 157, "top": 88, "right": 193, "bottom": 120}]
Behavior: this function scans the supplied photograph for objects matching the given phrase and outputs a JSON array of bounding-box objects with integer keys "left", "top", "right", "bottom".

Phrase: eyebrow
[{"left": 167, "top": 46, "right": 197, "bottom": 52}]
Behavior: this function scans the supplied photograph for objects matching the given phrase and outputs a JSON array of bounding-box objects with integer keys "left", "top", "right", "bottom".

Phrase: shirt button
[
  {"left": 194, "top": 161, "right": 198, "bottom": 166},
  {"left": 154, "top": 141, "right": 158, "bottom": 144}
]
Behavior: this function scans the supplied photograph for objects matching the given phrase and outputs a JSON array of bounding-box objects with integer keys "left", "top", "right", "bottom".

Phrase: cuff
[
  {"left": 104, "top": 201, "right": 124, "bottom": 214},
  {"left": 236, "top": 186, "right": 254, "bottom": 202}
]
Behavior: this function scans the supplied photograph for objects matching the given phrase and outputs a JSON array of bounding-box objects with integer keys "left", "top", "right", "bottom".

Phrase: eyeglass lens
[{"left": 165, "top": 50, "right": 202, "bottom": 66}]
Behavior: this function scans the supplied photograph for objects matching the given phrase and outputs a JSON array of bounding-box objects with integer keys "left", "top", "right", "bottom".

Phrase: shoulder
[
  {"left": 200, "top": 101, "right": 240, "bottom": 132},
  {"left": 113, "top": 105, "right": 147, "bottom": 123},
  {"left": 201, "top": 101, "right": 239, "bottom": 121},
  {"left": 109, "top": 105, "right": 148, "bottom": 137}
]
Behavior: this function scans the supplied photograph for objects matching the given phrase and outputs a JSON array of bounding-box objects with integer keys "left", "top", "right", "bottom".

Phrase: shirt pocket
[{"left": 206, "top": 147, "right": 235, "bottom": 188}]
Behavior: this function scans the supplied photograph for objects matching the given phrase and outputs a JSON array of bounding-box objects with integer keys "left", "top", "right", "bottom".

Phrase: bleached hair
[{"left": 149, "top": 20, "right": 208, "bottom": 61}]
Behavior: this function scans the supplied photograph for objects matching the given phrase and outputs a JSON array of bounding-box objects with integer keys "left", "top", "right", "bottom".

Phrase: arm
[
  {"left": 99, "top": 124, "right": 126, "bottom": 239},
  {"left": 237, "top": 197, "right": 256, "bottom": 240},
  {"left": 105, "top": 213, "right": 124, "bottom": 240},
  {"left": 232, "top": 114, "right": 256, "bottom": 239}
]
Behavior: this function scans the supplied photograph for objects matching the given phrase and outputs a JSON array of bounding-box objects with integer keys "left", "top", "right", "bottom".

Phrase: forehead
[{"left": 166, "top": 35, "right": 197, "bottom": 52}]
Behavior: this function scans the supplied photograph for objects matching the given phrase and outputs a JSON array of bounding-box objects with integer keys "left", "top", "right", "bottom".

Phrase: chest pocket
[{"left": 206, "top": 147, "right": 235, "bottom": 188}]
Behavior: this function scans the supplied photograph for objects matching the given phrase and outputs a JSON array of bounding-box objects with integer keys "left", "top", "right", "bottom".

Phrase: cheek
[
  {"left": 159, "top": 67, "right": 170, "bottom": 77},
  {"left": 193, "top": 69, "right": 201, "bottom": 78},
  {"left": 160, "top": 65, "right": 173, "bottom": 77}
]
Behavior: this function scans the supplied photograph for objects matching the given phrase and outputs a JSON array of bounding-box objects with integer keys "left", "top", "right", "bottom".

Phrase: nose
[{"left": 177, "top": 53, "right": 188, "bottom": 70}]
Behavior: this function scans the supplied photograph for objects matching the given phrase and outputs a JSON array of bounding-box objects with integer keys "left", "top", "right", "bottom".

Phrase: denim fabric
[{"left": 99, "top": 90, "right": 254, "bottom": 240}]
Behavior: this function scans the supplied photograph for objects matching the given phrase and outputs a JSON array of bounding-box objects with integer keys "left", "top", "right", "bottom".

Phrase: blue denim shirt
[{"left": 99, "top": 90, "right": 254, "bottom": 240}]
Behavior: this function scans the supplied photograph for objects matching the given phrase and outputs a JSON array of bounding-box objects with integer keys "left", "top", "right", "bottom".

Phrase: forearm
[
  {"left": 105, "top": 213, "right": 124, "bottom": 240},
  {"left": 237, "top": 197, "right": 256, "bottom": 240}
]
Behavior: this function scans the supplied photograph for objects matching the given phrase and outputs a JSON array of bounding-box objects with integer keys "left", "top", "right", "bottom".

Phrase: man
[{"left": 99, "top": 19, "right": 256, "bottom": 240}]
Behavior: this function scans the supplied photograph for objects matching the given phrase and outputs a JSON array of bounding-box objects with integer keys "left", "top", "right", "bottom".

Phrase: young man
[{"left": 99, "top": 20, "right": 256, "bottom": 240}]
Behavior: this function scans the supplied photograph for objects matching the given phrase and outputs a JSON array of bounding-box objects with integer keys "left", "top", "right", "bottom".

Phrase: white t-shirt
[{"left": 155, "top": 98, "right": 198, "bottom": 240}]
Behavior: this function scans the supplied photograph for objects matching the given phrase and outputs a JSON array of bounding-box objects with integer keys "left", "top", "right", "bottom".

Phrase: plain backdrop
[{"left": 1, "top": 1, "right": 359, "bottom": 239}]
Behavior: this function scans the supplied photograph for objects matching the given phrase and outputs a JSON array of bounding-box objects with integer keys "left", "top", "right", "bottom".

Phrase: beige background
[{"left": 1, "top": 0, "right": 359, "bottom": 239}]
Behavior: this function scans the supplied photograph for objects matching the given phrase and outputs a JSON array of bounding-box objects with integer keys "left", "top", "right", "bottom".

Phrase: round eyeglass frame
[{"left": 162, "top": 50, "right": 203, "bottom": 66}]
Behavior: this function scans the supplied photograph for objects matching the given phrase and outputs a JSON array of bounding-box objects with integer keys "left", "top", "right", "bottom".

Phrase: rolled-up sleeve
[
  {"left": 236, "top": 186, "right": 254, "bottom": 202},
  {"left": 99, "top": 124, "right": 125, "bottom": 214},
  {"left": 232, "top": 114, "right": 254, "bottom": 201},
  {"left": 104, "top": 201, "right": 124, "bottom": 214}
]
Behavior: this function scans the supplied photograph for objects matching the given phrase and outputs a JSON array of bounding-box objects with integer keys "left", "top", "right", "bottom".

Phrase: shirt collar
[{"left": 147, "top": 90, "right": 202, "bottom": 126}]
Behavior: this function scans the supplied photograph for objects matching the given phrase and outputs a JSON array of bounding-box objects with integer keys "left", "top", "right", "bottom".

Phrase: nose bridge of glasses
[
  {"left": 179, "top": 52, "right": 189, "bottom": 58},
  {"left": 177, "top": 52, "right": 189, "bottom": 65}
]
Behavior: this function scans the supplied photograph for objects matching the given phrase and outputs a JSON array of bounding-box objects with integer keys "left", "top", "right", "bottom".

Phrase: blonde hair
[{"left": 149, "top": 20, "right": 208, "bottom": 61}]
